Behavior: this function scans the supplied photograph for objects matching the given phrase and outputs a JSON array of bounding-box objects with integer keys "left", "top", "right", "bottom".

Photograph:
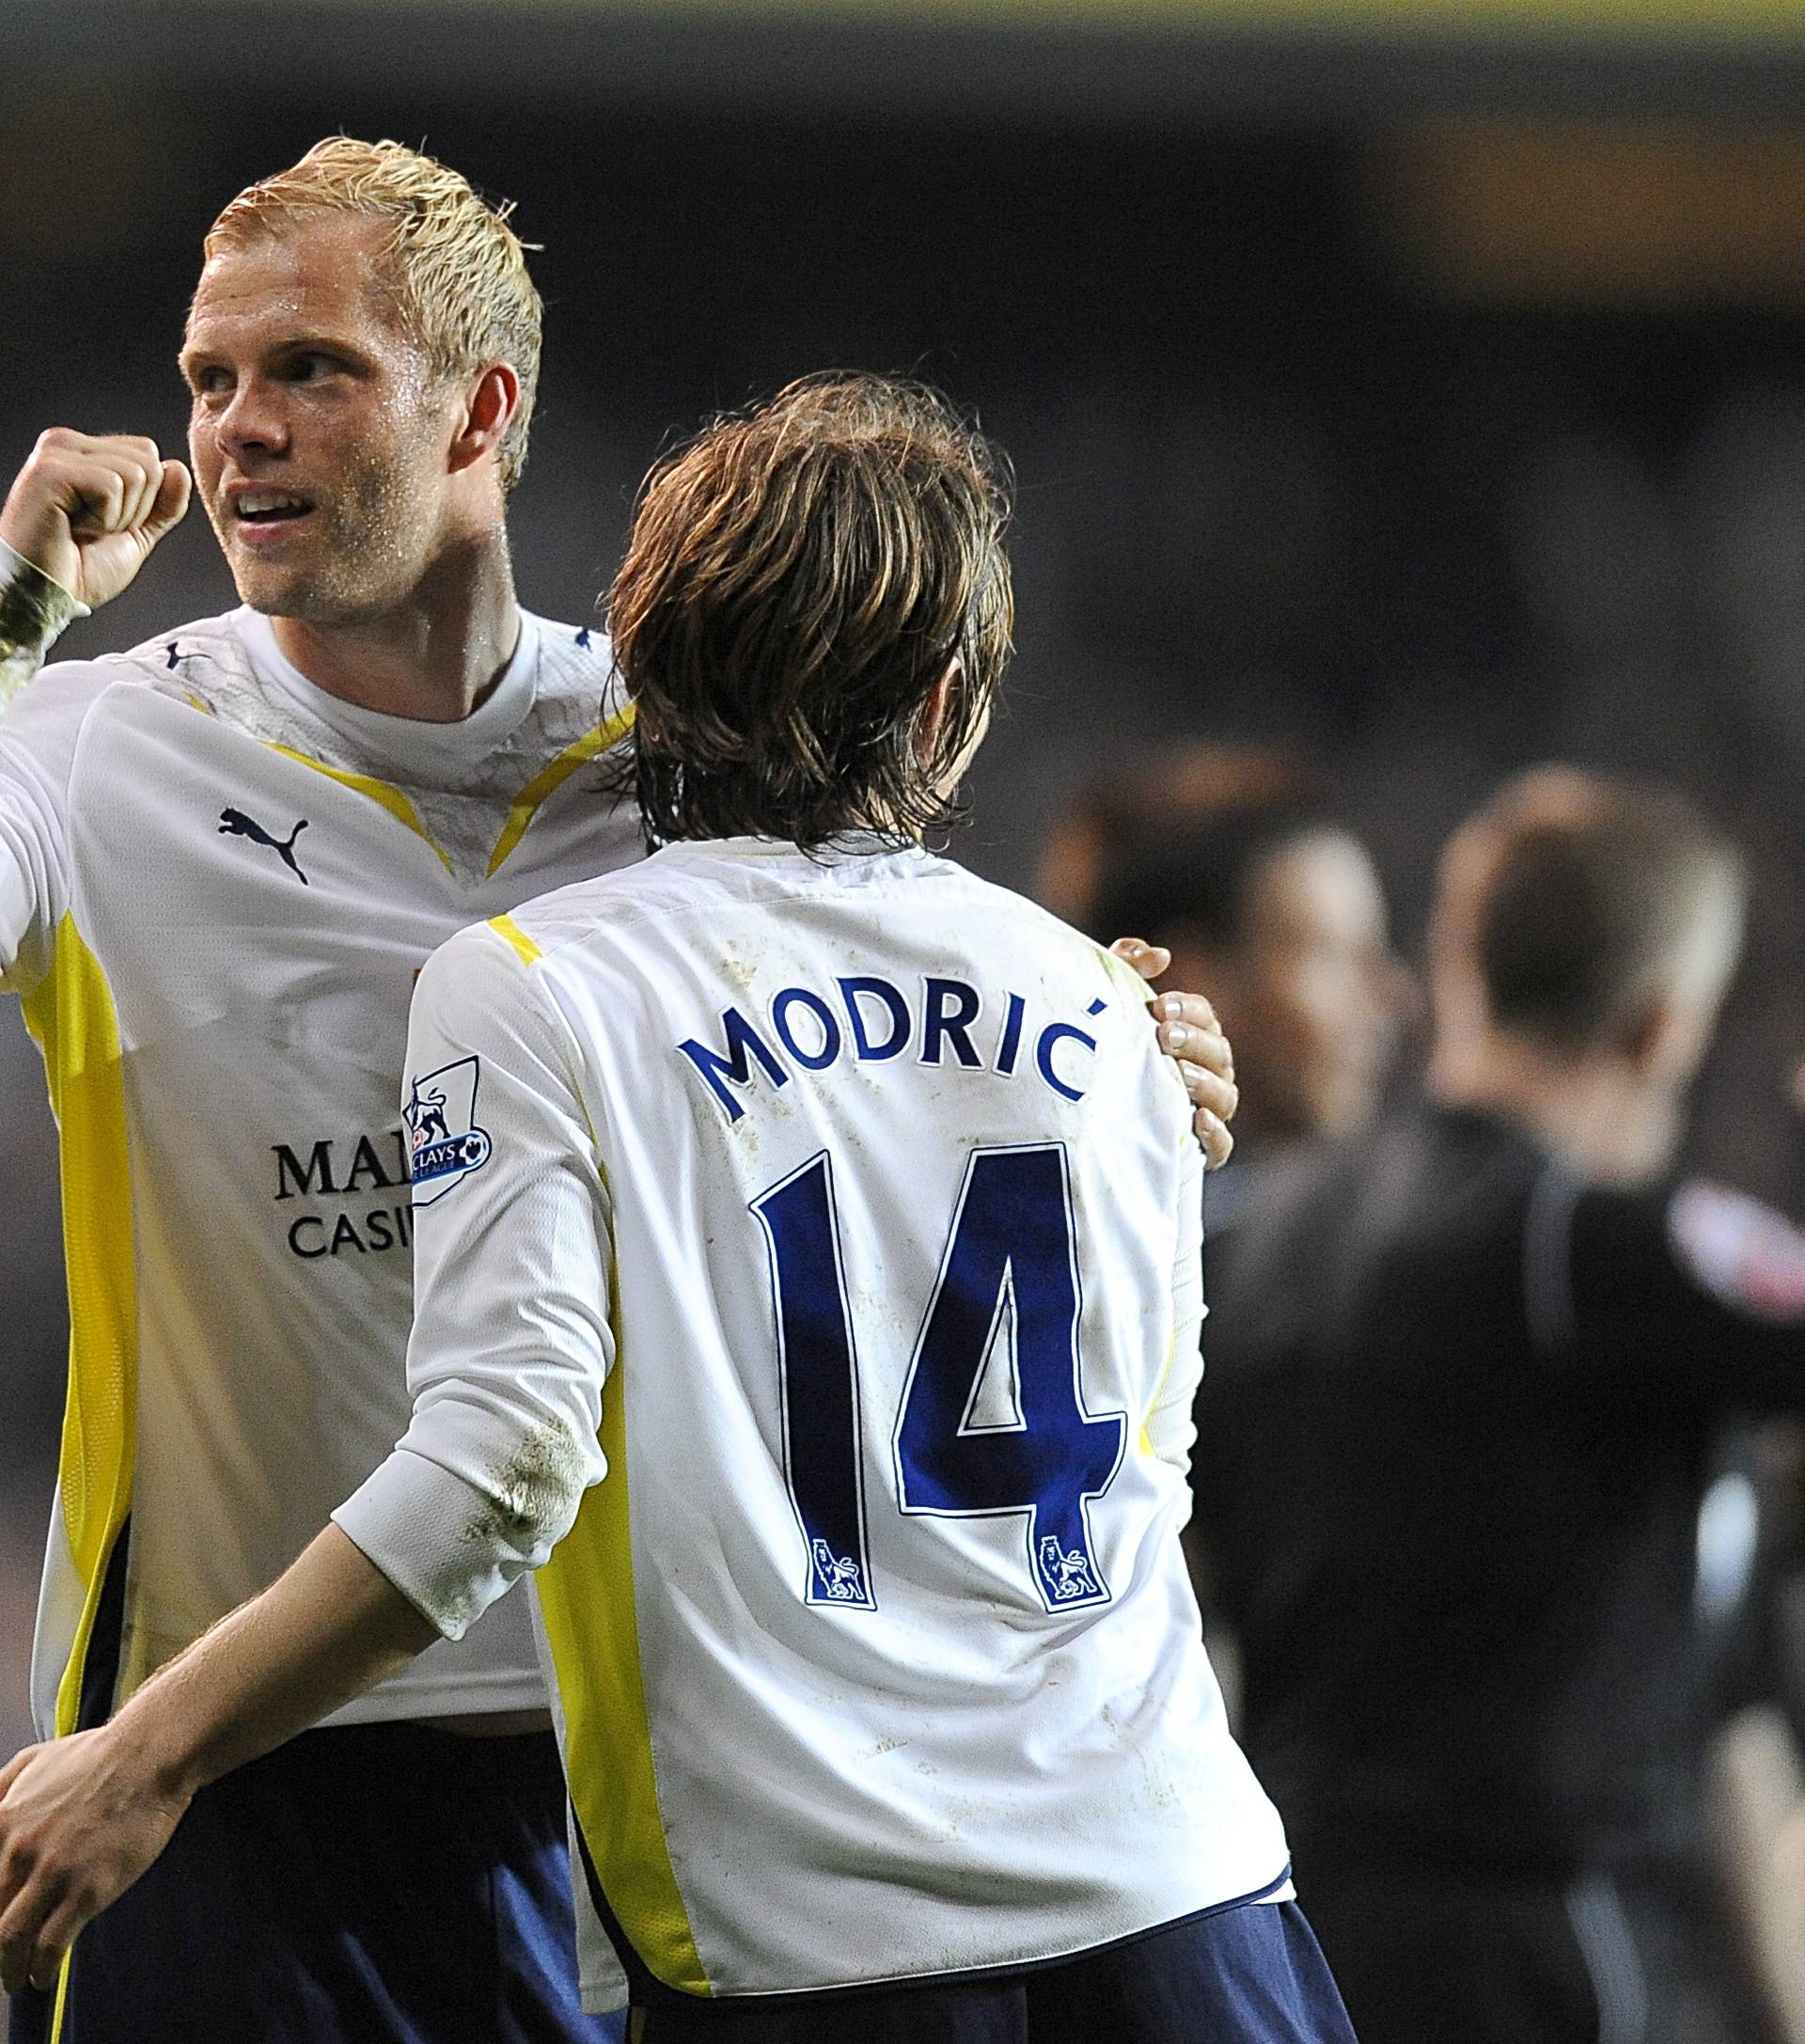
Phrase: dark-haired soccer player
[
  {"left": 0, "top": 375, "right": 1354, "bottom": 2043},
  {"left": 1195, "top": 766, "right": 1805, "bottom": 2044}
]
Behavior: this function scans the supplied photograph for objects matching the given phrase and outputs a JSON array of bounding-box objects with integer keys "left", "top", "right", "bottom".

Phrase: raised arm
[
  {"left": 0, "top": 432, "right": 191, "bottom": 985},
  {"left": 0, "top": 430, "right": 189, "bottom": 667},
  {"left": 0, "top": 550, "right": 86, "bottom": 715}
]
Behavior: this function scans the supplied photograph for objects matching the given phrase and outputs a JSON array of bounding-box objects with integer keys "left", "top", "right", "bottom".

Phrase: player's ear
[
  {"left": 1624, "top": 985, "right": 1714, "bottom": 1091},
  {"left": 914, "top": 656, "right": 963, "bottom": 763},
  {"left": 447, "top": 362, "right": 521, "bottom": 476}
]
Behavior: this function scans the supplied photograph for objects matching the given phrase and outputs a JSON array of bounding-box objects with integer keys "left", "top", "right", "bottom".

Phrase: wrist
[
  {"left": 106, "top": 1681, "right": 212, "bottom": 1804},
  {"left": 0, "top": 539, "right": 87, "bottom": 687}
]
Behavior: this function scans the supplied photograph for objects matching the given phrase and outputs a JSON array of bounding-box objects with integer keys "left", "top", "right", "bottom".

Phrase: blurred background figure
[
  {"left": 1042, "top": 743, "right": 1406, "bottom": 1176},
  {"left": 1192, "top": 768, "right": 1805, "bottom": 2044}
]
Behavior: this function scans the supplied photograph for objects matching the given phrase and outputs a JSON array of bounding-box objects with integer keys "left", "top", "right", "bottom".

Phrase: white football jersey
[
  {"left": 0, "top": 599, "right": 639, "bottom": 1738},
  {"left": 345, "top": 836, "right": 1289, "bottom": 2005}
]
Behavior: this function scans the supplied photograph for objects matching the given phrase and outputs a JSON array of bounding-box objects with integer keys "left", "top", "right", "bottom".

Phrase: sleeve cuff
[
  {"left": 332, "top": 1448, "right": 535, "bottom": 1643},
  {"left": 0, "top": 540, "right": 88, "bottom": 708}
]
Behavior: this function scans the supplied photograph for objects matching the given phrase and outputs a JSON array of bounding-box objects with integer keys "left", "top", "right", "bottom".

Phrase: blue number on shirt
[
  {"left": 752, "top": 1153, "right": 877, "bottom": 1609},
  {"left": 894, "top": 1144, "right": 1123, "bottom": 1612},
  {"left": 754, "top": 1141, "right": 1124, "bottom": 1613}
]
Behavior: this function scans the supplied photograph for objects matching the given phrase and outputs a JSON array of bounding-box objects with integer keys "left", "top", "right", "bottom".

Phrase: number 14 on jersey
[{"left": 751, "top": 1143, "right": 1127, "bottom": 1617}]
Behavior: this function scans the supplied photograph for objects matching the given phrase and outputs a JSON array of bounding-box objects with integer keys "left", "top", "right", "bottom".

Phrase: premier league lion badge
[{"left": 405, "top": 1057, "right": 494, "bottom": 1205}]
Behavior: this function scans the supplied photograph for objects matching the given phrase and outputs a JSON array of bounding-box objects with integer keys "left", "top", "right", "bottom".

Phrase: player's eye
[
  {"left": 283, "top": 353, "right": 340, "bottom": 384},
  {"left": 189, "top": 366, "right": 233, "bottom": 398}
]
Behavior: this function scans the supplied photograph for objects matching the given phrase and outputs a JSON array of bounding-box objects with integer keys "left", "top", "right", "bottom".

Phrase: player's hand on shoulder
[
  {"left": 0, "top": 1723, "right": 192, "bottom": 1993},
  {"left": 1, "top": 429, "right": 192, "bottom": 611},
  {"left": 1110, "top": 937, "right": 1238, "bottom": 1170}
]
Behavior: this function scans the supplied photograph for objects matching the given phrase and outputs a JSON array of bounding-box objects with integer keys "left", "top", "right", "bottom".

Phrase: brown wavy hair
[{"left": 607, "top": 373, "right": 1014, "bottom": 851}]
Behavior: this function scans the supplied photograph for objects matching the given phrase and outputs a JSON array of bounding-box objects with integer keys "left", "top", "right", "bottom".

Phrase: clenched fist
[{"left": 1, "top": 429, "right": 190, "bottom": 611}]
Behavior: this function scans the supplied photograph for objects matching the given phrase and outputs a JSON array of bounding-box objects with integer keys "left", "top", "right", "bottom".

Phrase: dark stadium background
[{"left": 7, "top": 0, "right": 1805, "bottom": 2024}]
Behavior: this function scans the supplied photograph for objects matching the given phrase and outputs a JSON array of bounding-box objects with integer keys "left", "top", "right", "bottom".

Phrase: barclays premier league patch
[{"left": 405, "top": 1057, "right": 493, "bottom": 1205}]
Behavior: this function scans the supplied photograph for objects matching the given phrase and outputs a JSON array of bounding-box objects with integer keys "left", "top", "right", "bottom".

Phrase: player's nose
[{"left": 214, "top": 378, "right": 291, "bottom": 463}]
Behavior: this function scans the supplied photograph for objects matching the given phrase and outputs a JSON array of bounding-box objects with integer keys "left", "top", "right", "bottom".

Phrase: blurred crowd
[{"left": 8, "top": 99, "right": 1805, "bottom": 2043}]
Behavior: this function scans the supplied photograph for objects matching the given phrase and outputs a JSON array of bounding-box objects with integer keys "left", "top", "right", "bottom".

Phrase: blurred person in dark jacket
[{"left": 1194, "top": 766, "right": 1805, "bottom": 2044}]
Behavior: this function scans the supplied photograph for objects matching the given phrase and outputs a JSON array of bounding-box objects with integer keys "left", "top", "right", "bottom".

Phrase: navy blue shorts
[
  {"left": 628, "top": 1899, "right": 1357, "bottom": 2043},
  {"left": 7, "top": 1722, "right": 623, "bottom": 2044}
]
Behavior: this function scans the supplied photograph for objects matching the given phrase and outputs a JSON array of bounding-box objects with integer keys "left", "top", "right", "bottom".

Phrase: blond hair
[{"left": 204, "top": 137, "right": 542, "bottom": 491}]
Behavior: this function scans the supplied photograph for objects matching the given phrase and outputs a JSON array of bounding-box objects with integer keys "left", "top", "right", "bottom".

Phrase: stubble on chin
[
  {"left": 222, "top": 545, "right": 322, "bottom": 621},
  {"left": 220, "top": 508, "right": 373, "bottom": 623},
  {"left": 199, "top": 498, "right": 302, "bottom": 618}
]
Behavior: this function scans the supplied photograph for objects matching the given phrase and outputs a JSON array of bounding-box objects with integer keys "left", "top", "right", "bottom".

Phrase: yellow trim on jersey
[
  {"left": 487, "top": 915, "right": 544, "bottom": 967},
  {"left": 48, "top": 1953, "right": 71, "bottom": 2044},
  {"left": 1140, "top": 1324, "right": 1177, "bottom": 1460},
  {"left": 485, "top": 703, "right": 636, "bottom": 878},
  {"left": 265, "top": 745, "right": 454, "bottom": 873},
  {"left": 1140, "top": 1302, "right": 1180, "bottom": 1460},
  {"left": 535, "top": 1266, "right": 712, "bottom": 1997},
  {"left": 20, "top": 918, "right": 138, "bottom": 1739}
]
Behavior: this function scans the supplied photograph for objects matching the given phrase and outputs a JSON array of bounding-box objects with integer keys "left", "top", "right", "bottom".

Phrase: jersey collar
[{"left": 235, "top": 606, "right": 542, "bottom": 785}]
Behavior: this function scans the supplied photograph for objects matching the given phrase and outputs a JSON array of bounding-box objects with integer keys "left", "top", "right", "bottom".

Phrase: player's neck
[
  {"left": 268, "top": 530, "right": 521, "bottom": 724},
  {"left": 1426, "top": 1028, "right": 1674, "bottom": 1190}
]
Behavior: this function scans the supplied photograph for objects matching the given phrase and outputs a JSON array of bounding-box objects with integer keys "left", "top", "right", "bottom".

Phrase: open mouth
[{"left": 232, "top": 491, "right": 316, "bottom": 531}]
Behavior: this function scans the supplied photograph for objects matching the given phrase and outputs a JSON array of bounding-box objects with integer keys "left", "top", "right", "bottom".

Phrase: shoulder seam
[{"left": 486, "top": 913, "right": 544, "bottom": 967}]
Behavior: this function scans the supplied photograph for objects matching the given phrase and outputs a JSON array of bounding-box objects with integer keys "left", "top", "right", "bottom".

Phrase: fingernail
[
  {"left": 1164, "top": 1024, "right": 1189, "bottom": 1052},
  {"left": 1160, "top": 995, "right": 1183, "bottom": 1018}
]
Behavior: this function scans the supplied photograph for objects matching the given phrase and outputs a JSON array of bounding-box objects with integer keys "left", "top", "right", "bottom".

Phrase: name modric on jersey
[{"left": 681, "top": 972, "right": 1111, "bottom": 1124}]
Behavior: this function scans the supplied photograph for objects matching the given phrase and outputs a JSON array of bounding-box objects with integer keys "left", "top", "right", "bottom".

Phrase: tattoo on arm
[{"left": 0, "top": 553, "right": 86, "bottom": 710}]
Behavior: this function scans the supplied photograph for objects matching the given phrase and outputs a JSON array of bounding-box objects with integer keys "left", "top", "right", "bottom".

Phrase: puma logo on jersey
[{"left": 219, "top": 807, "right": 309, "bottom": 885}]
